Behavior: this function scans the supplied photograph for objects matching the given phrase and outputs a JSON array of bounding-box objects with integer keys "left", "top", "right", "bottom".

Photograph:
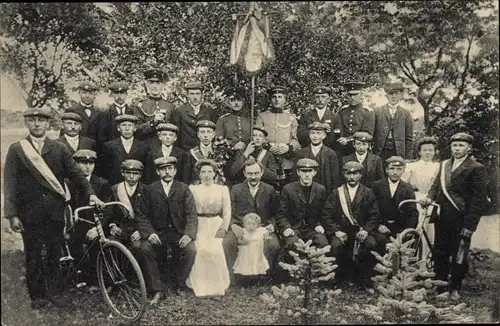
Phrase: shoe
[
  {"left": 149, "top": 292, "right": 162, "bottom": 305},
  {"left": 450, "top": 290, "right": 461, "bottom": 301},
  {"left": 31, "top": 298, "right": 49, "bottom": 309},
  {"left": 88, "top": 285, "right": 100, "bottom": 294},
  {"left": 48, "top": 295, "right": 69, "bottom": 308}
]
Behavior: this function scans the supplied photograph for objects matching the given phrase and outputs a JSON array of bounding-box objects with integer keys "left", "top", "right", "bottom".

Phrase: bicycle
[{"left": 60, "top": 201, "right": 148, "bottom": 323}]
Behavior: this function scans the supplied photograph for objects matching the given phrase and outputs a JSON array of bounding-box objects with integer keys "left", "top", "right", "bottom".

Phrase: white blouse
[
  {"left": 189, "top": 184, "right": 231, "bottom": 230},
  {"left": 401, "top": 160, "right": 440, "bottom": 195}
]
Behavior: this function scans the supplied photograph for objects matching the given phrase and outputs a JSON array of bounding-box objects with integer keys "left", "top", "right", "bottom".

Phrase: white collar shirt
[
  {"left": 199, "top": 143, "right": 212, "bottom": 157},
  {"left": 125, "top": 182, "right": 138, "bottom": 196},
  {"left": 64, "top": 134, "right": 80, "bottom": 151},
  {"left": 86, "top": 175, "right": 92, "bottom": 182},
  {"left": 389, "top": 179, "right": 400, "bottom": 197},
  {"left": 161, "top": 144, "right": 173, "bottom": 158},
  {"left": 248, "top": 182, "right": 260, "bottom": 197},
  {"left": 316, "top": 107, "right": 326, "bottom": 121},
  {"left": 121, "top": 136, "right": 134, "bottom": 154},
  {"left": 356, "top": 152, "right": 368, "bottom": 164},
  {"left": 347, "top": 184, "right": 359, "bottom": 202},
  {"left": 192, "top": 104, "right": 201, "bottom": 115},
  {"left": 311, "top": 143, "right": 323, "bottom": 157},
  {"left": 452, "top": 156, "right": 467, "bottom": 172},
  {"left": 30, "top": 134, "right": 47, "bottom": 153},
  {"left": 115, "top": 103, "right": 126, "bottom": 115},
  {"left": 161, "top": 180, "right": 173, "bottom": 197}
]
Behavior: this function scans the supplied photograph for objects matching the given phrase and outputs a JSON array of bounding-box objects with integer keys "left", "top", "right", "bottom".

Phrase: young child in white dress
[{"left": 233, "top": 213, "right": 270, "bottom": 276}]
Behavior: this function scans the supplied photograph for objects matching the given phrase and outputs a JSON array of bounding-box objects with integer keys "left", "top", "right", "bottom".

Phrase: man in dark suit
[
  {"left": 373, "top": 82, "right": 414, "bottom": 161},
  {"left": 342, "top": 131, "right": 384, "bottom": 188},
  {"left": 227, "top": 126, "right": 278, "bottom": 187},
  {"left": 187, "top": 120, "right": 216, "bottom": 183},
  {"left": 276, "top": 159, "right": 329, "bottom": 252},
  {"left": 3, "top": 108, "right": 104, "bottom": 309},
  {"left": 145, "top": 123, "right": 191, "bottom": 184},
  {"left": 422, "top": 133, "right": 488, "bottom": 300},
  {"left": 372, "top": 156, "right": 419, "bottom": 245},
  {"left": 64, "top": 81, "right": 101, "bottom": 141},
  {"left": 223, "top": 157, "right": 280, "bottom": 284},
  {"left": 320, "top": 161, "right": 382, "bottom": 292},
  {"left": 57, "top": 112, "right": 96, "bottom": 155},
  {"left": 136, "top": 157, "right": 198, "bottom": 304},
  {"left": 294, "top": 122, "right": 341, "bottom": 194},
  {"left": 98, "top": 114, "right": 150, "bottom": 185},
  {"left": 96, "top": 81, "right": 135, "bottom": 149},
  {"left": 297, "top": 86, "right": 343, "bottom": 152},
  {"left": 172, "top": 82, "right": 216, "bottom": 151}
]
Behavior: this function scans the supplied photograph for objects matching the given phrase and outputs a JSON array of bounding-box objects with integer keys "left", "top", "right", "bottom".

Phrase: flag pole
[{"left": 251, "top": 75, "right": 255, "bottom": 133}]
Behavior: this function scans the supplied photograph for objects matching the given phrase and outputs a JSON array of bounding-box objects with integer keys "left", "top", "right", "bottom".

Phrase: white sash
[
  {"left": 190, "top": 147, "right": 205, "bottom": 162},
  {"left": 116, "top": 182, "right": 135, "bottom": 219},
  {"left": 337, "top": 185, "right": 358, "bottom": 227},
  {"left": 440, "top": 159, "right": 460, "bottom": 211},
  {"left": 256, "top": 149, "right": 267, "bottom": 163},
  {"left": 19, "top": 139, "right": 71, "bottom": 201}
]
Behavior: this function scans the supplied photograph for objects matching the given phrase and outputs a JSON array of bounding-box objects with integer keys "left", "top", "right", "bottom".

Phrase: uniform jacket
[
  {"left": 276, "top": 181, "right": 328, "bottom": 233},
  {"left": 428, "top": 156, "right": 488, "bottom": 232},
  {"left": 64, "top": 103, "right": 102, "bottom": 140},
  {"left": 171, "top": 103, "right": 216, "bottom": 151},
  {"left": 57, "top": 135, "right": 97, "bottom": 155},
  {"left": 145, "top": 143, "right": 191, "bottom": 184},
  {"left": 338, "top": 104, "right": 375, "bottom": 137},
  {"left": 230, "top": 181, "right": 279, "bottom": 228},
  {"left": 373, "top": 104, "right": 414, "bottom": 159},
  {"left": 96, "top": 104, "right": 135, "bottom": 148},
  {"left": 227, "top": 148, "right": 278, "bottom": 185},
  {"left": 133, "top": 97, "right": 176, "bottom": 144},
  {"left": 297, "top": 108, "right": 343, "bottom": 150},
  {"left": 215, "top": 110, "right": 253, "bottom": 146},
  {"left": 136, "top": 180, "right": 198, "bottom": 240},
  {"left": 3, "top": 137, "right": 95, "bottom": 223},
  {"left": 342, "top": 153, "right": 384, "bottom": 189}
]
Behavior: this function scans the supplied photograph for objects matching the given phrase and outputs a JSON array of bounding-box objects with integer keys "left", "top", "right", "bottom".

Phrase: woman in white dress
[
  {"left": 401, "top": 137, "right": 440, "bottom": 260},
  {"left": 187, "top": 159, "right": 231, "bottom": 297}
]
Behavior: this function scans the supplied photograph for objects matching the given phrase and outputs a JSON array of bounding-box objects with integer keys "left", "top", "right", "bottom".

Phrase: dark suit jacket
[
  {"left": 372, "top": 179, "right": 418, "bottom": 231},
  {"left": 171, "top": 103, "right": 216, "bottom": 151},
  {"left": 146, "top": 144, "right": 191, "bottom": 184},
  {"left": 227, "top": 148, "right": 278, "bottom": 186},
  {"left": 98, "top": 137, "right": 150, "bottom": 185},
  {"left": 136, "top": 180, "right": 198, "bottom": 240},
  {"left": 64, "top": 104, "right": 102, "bottom": 140},
  {"left": 3, "top": 137, "right": 95, "bottom": 223},
  {"left": 342, "top": 153, "right": 384, "bottom": 188},
  {"left": 293, "top": 145, "right": 341, "bottom": 194},
  {"left": 230, "top": 182, "right": 279, "bottom": 228},
  {"left": 103, "top": 182, "right": 147, "bottom": 234},
  {"left": 57, "top": 135, "right": 97, "bottom": 155},
  {"left": 96, "top": 104, "right": 135, "bottom": 148},
  {"left": 428, "top": 156, "right": 488, "bottom": 231},
  {"left": 276, "top": 181, "right": 328, "bottom": 233},
  {"left": 297, "top": 108, "right": 343, "bottom": 150},
  {"left": 373, "top": 105, "right": 414, "bottom": 159},
  {"left": 320, "top": 183, "right": 380, "bottom": 235}
]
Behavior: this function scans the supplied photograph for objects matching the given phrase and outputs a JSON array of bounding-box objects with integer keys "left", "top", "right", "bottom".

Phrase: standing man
[
  {"left": 337, "top": 81, "right": 375, "bottom": 156},
  {"left": 188, "top": 120, "right": 216, "bottom": 183},
  {"left": 57, "top": 112, "right": 96, "bottom": 155},
  {"left": 373, "top": 82, "right": 414, "bottom": 161},
  {"left": 65, "top": 81, "right": 101, "bottom": 141},
  {"left": 422, "top": 133, "right": 488, "bottom": 300},
  {"left": 172, "top": 81, "right": 216, "bottom": 151},
  {"left": 133, "top": 68, "right": 176, "bottom": 145},
  {"left": 297, "top": 86, "right": 343, "bottom": 151},
  {"left": 3, "top": 108, "right": 104, "bottom": 309}
]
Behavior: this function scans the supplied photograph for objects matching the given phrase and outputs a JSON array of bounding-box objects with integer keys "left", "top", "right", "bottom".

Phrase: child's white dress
[{"left": 233, "top": 227, "right": 270, "bottom": 275}]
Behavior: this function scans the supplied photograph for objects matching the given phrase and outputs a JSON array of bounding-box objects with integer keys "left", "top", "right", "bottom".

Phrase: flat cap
[
  {"left": 267, "top": 86, "right": 288, "bottom": 96},
  {"left": 61, "top": 112, "right": 83, "bottom": 122},
  {"left": 121, "top": 159, "right": 144, "bottom": 171},
  {"left": 23, "top": 108, "right": 53, "bottom": 119},
  {"left": 343, "top": 161, "right": 364, "bottom": 172},
  {"left": 154, "top": 156, "right": 178, "bottom": 168},
  {"left": 308, "top": 121, "right": 327, "bottom": 131},
  {"left": 196, "top": 120, "right": 216, "bottom": 130},
  {"left": 108, "top": 81, "right": 129, "bottom": 92},
  {"left": 78, "top": 81, "right": 98, "bottom": 91},
  {"left": 185, "top": 81, "right": 204, "bottom": 91},
  {"left": 450, "top": 132, "right": 474, "bottom": 144},
  {"left": 223, "top": 87, "right": 246, "bottom": 99},
  {"left": 313, "top": 86, "right": 331, "bottom": 95},
  {"left": 253, "top": 126, "right": 268, "bottom": 137},
  {"left": 344, "top": 81, "right": 365, "bottom": 94},
  {"left": 194, "top": 159, "right": 218, "bottom": 171},
  {"left": 144, "top": 68, "right": 166, "bottom": 82},
  {"left": 353, "top": 131, "right": 373, "bottom": 143},
  {"left": 156, "top": 123, "right": 179, "bottom": 134},
  {"left": 73, "top": 149, "right": 97, "bottom": 162},
  {"left": 386, "top": 156, "right": 406, "bottom": 167},
  {"left": 115, "top": 114, "right": 140, "bottom": 124},
  {"left": 296, "top": 158, "right": 319, "bottom": 170},
  {"left": 384, "top": 82, "right": 405, "bottom": 93}
]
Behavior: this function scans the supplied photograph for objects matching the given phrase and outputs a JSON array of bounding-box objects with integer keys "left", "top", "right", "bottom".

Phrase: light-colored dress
[
  {"left": 187, "top": 184, "right": 231, "bottom": 297},
  {"left": 401, "top": 160, "right": 440, "bottom": 259},
  {"left": 233, "top": 227, "right": 270, "bottom": 276}
]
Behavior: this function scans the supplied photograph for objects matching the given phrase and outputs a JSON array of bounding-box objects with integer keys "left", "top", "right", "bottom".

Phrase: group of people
[{"left": 3, "top": 67, "right": 489, "bottom": 310}]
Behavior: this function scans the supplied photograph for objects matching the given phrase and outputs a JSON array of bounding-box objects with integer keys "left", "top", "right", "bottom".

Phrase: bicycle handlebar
[
  {"left": 398, "top": 199, "right": 440, "bottom": 213},
  {"left": 74, "top": 201, "right": 130, "bottom": 222}
]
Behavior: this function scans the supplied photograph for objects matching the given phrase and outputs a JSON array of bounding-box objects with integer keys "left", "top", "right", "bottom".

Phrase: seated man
[
  {"left": 223, "top": 157, "right": 280, "bottom": 285},
  {"left": 320, "top": 161, "right": 382, "bottom": 293},
  {"left": 136, "top": 157, "right": 198, "bottom": 304},
  {"left": 372, "top": 156, "right": 418, "bottom": 245}
]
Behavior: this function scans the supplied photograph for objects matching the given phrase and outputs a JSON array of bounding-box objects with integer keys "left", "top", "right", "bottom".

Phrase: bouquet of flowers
[{"left": 208, "top": 136, "right": 237, "bottom": 185}]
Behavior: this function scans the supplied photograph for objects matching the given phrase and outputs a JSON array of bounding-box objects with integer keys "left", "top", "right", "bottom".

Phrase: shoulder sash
[
  {"left": 337, "top": 185, "right": 359, "bottom": 227},
  {"left": 116, "top": 182, "right": 135, "bottom": 219},
  {"left": 440, "top": 159, "right": 460, "bottom": 211}
]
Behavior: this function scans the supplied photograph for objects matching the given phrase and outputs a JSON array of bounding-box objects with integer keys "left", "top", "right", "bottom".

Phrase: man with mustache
[
  {"left": 57, "top": 112, "right": 96, "bottom": 155},
  {"left": 64, "top": 81, "right": 101, "bottom": 141}
]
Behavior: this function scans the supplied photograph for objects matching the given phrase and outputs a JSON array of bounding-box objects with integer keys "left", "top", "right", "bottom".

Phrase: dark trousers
[
  {"left": 284, "top": 228, "right": 330, "bottom": 250},
  {"left": 21, "top": 219, "right": 65, "bottom": 301}
]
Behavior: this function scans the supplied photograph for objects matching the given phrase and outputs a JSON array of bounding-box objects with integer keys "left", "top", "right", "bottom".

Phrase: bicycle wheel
[
  {"left": 97, "top": 240, "right": 147, "bottom": 322},
  {"left": 400, "top": 229, "right": 423, "bottom": 261}
]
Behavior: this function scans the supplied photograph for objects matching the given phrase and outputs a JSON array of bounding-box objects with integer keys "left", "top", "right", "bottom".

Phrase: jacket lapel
[
  {"left": 168, "top": 181, "right": 178, "bottom": 199},
  {"left": 309, "top": 183, "right": 318, "bottom": 204},
  {"left": 351, "top": 184, "right": 363, "bottom": 211},
  {"left": 153, "top": 182, "right": 170, "bottom": 202},
  {"left": 114, "top": 139, "right": 128, "bottom": 159},
  {"left": 366, "top": 154, "right": 376, "bottom": 173},
  {"left": 382, "top": 105, "right": 391, "bottom": 122},
  {"left": 244, "top": 183, "right": 256, "bottom": 208},
  {"left": 128, "top": 139, "right": 141, "bottom": 157},
  {"left": 393, "top": 106, "right": 403, "bottom": 125},
  {"left": 451, "top": 156, "right": 472, "bottom": 179},
  {"left": 41, "top": 139, "right": 53, "bottom": 157},
  {"left": 294, "top": 183, "right": 307, "bottom": 205}
]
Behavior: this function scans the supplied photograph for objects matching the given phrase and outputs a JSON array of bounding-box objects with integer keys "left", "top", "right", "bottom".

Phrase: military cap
[
  {"left": 253, "top": 126, "right": 268, "bottom": 137},
  {"left": 156, "top": 123, "right": 179, "bottom": 134},
  {"left": 267, "top": 86, "right": 288, "bottom": 96},
  {"left": 296, "top": 158, "right": 319, "bottom": 170},
  {"left": 23, "top": 107, "right": 53, "bottom": 119},
  {"left": 61, "top": 112, "right": 83, "bottom": 122},
  {"left": 154, "top": 156, "right": 178, "bottom": 169},
  {"left": 73, "top": 149, "right": 97, "bottom": 162},
  {"left": 450, "top": 132, "right": 474, "bottom": 144},
  {"left": 313, "top": 86, "right": 331, "bottom": 95},
  {"left": 223, "top": 87, "right": 246, "bottom": 99},
  {"left": 144, "top": 68, "right": 166, "bottom": 82},
  {"left": 185, "top": 81, "right": 204, "bottom": 91},
  {"left": 308, "top": 121, "right": 327, "bottom": 131},
  {"left": 384, "top": 82, "right": 405, "bottom": 93},
  {"left": 121, "top": 159, "right": 144, "bottom": 171},
  {"left": 343, "top": 161, "right": 364, "bottom": 172},
  {"left": 344, "top": 81, "right": 365, "bottom": 94},
  {"left": 108, "top": 81, "right": 129, "bottom": 93},
  {"left": 196, "top": 120, "right": 216, "bottom": 130},
  {"left": 115, "top": 114, "right": 140, "bottom": 124},
  {"left": 78, "top": 81, "right": 98, "bottom": 91},
  {"left": 386, "top": 156, "right": 406, "bottom": 167},
  {"left": 352, "top": 131, "right": 373, "bottom": 143}
]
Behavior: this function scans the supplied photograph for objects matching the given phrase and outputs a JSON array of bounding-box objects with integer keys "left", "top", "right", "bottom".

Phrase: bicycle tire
[{"left": 97, "top": 240, "right": 147, "bottom": 322}]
